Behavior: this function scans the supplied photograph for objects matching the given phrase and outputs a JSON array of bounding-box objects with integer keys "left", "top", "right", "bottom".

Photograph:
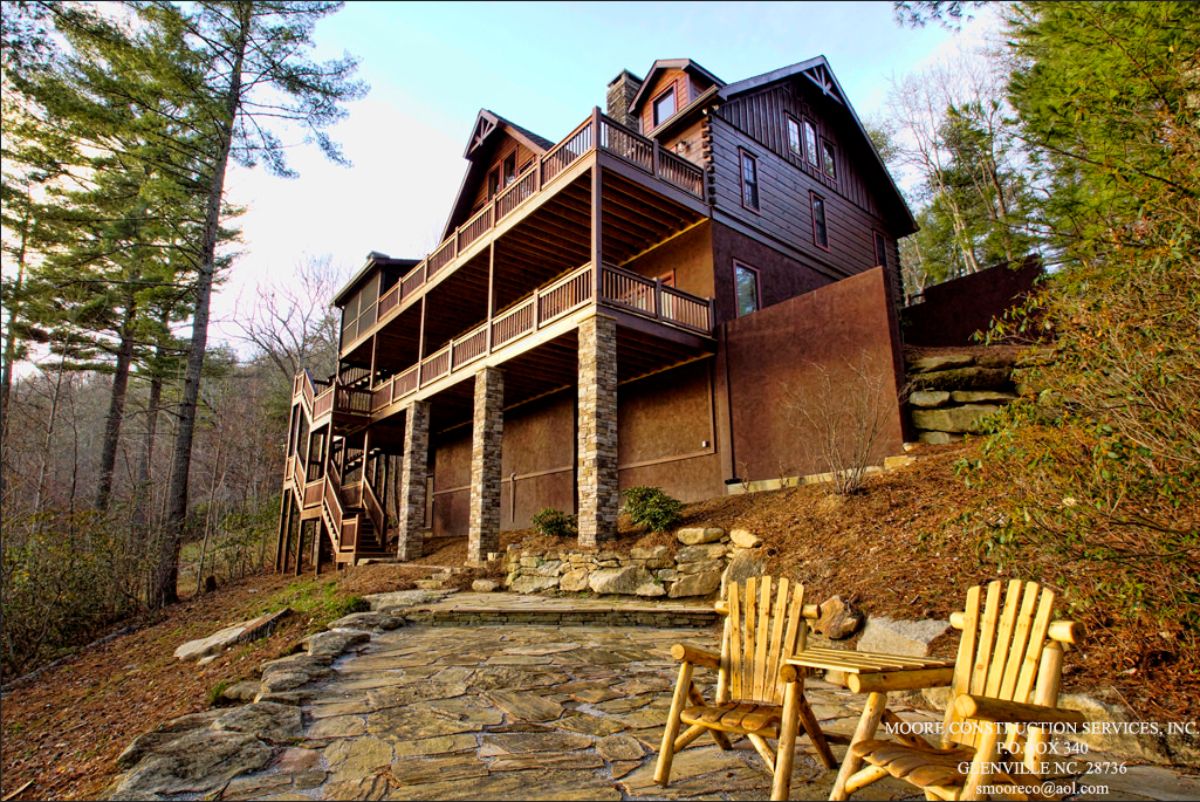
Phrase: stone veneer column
[
  {"left": 396, "top": 400, "right": 430, "bottom": 561},
  {"left": 577, "top": 314, "right": 619, "bottom": 546},
  {"left": 468, "top": 367, "right": 504, "bottom": 564}
]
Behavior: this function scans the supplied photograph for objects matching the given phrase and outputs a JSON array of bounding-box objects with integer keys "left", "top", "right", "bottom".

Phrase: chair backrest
[
  {"left": 943, "top": 580, "right": 1078, "bottom": 750},
  {"left": 719, "top": 576, "right": 810, "bottom": 705}
]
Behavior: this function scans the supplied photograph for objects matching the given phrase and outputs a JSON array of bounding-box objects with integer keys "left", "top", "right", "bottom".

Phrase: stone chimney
[{"left": 606, "top": 70, "right": 643, "bottom": 130}]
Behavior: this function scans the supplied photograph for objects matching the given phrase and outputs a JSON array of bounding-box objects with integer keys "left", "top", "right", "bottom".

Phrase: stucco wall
[{"left": 722, "top": 267, "right": 906, "bottom": 481}]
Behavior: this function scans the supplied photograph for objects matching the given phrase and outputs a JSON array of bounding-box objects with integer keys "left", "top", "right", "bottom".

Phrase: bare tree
[
  {"left": 782, "top": 351, "right": 902, "bottom": 496},
  {"left": 234, "top": 254, "right": 343, "bottom": 384}
]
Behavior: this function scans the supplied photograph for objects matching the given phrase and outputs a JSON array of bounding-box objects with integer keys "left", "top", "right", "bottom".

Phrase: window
[
  {"left": 739, "top": 150, "right": 759, "bottom": 210},
  {"left": 874, "top": 231, "right": 889, "bottom": 268},
  {"left": 803, "top": 119, "right": 818, "bottom": 167},
  {"left": 811, "top": 192, "right": 829, "bottom": 249},
  {"left": 821, "top": 139, "right": 837, "bottom": 179},
  {"left": 502, "top": 152, "right": 517, "bottom": 187},
  {"left": 487, "top": 167, "right": 500, "bottom": 199},
  {"left": 734, "top": 262, "right": 760, "bottom": 317},
  {"left": 786, "top": 116, "right": 802, "bottom": 157},
  {"left": 652, "top": 87, "right": 677, "bottom": 127}
]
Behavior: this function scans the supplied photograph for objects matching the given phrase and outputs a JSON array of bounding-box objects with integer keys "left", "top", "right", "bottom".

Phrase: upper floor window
[
  {"left": 874, "top": 230, "right": 889, "bottom": 267},
  {"left": 734, "top": 262, "right": 760, "bottom": 317},
  {"left": 503, "top": 152, "right": 517, "bottom": 186},
  {"left": 653, "top": 87, "right": 677, "bottom": 127},
  {"left": 811, "top": 192, "right": 829, "bottom": 249},
  {"left": 803, "top": 119, "right": 819, "bottom": 167},
  {"left": 487, "top": 167, "right": 500, "bottom": 199},
  {"left": 821, "top": 139, "right": 837, "bottom": 179},
  {"left": 740, "top": 150, "right": 759, "bottom": 211},
  {"left": 786, "top": 116, "right": 802, "bottom": 157}
]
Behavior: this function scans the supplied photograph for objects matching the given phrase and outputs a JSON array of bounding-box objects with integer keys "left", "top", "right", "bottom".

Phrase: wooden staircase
[{"left": 282, "top": 369, "right": 394, "bottom": 570}]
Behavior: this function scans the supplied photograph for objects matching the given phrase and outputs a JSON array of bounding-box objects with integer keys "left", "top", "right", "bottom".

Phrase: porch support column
[
  {"left": 577, "top": 313, "right": 619, "bottom": 546},
  {"left": 397, "top": 400, "right": 430, "bottom": 561},
  {"left": 468, "top": 366, "right": 504, "bottom": 564}
]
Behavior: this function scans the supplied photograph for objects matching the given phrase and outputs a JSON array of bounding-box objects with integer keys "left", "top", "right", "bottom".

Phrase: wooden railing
[
  {"left": 420, "top": 344, "right": 451, "bottom": 387},
  {"left": 341, "top": 109, "right": 706, "bottom": 354},
  {"left": 491, "top": 296, "right": 537, "bottom": 348},
  {"left": 600, "top": 264, "right": 713, "bottom": 334},
  {"left": 313, "top": 385, "right": 335, "bottom": 419},
  {"left": 537, "top": 264, "right": 593, "bottom": 325},
  {"left": 451, "top": 323, "right": 488, "bottom": 369},
  {"left": 339, "top": 364, "right": 372, "bottom": 386},
  {"left": 361, "top": 475, "right": 386, "bottom": 538}
]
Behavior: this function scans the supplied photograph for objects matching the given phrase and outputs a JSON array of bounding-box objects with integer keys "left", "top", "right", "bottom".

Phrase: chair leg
[
  {"left": 796, "top": 692, "right": 836, "bottom": 770},
  {"left": 655, "top": 661, "right": 693, "bottom": 787},
  {"left": 829, "top": 691, "right": 888, "bottom": 801},
  {"left": 771, "top": 675, "right": 803, "bottom": 801},
  {"left": 961, "top": 722, "right": 999, "bottom": 800}
]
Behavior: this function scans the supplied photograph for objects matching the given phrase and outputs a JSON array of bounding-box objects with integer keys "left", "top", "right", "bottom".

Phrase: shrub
[
  {"left": 531, "top": 507, "right": 577, "bottom": 538},
  {"left": 622, "top": 486, "right": 683, "bottom": 533}
]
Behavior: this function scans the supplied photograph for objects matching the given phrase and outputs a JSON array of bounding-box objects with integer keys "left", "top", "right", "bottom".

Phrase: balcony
[
  {"left": 365, "top": 262, "right": 713, "bottom": 417},
  {"left": 341, "top": 110, "right": 708, "bottom": 356}
]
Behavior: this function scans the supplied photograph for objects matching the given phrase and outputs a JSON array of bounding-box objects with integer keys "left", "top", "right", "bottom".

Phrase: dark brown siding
[
  {"left": 710, "top": 221, "right": 832, "bottom": 325},
  {"left": 640, "top": 69, "right": 691, "bottom": 134},
  {"left": 722, "top": 267, "right": 905, "bottom": 482},
  {"left": 468, "top": 135, "right": 538, "bottom": 212},
  {"left": 716, "top": 82, "right": 885, "bottom": 219},
  {"left": 711, "top": 115, "right": 896, "bottom": 275}
]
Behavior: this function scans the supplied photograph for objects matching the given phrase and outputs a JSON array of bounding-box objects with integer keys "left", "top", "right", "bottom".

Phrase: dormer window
[{"left": 652, "top": 87, "right": 677, "bottom": 127}]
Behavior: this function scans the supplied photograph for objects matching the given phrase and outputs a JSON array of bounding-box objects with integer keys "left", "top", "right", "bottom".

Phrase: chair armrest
[
  {"left": 954, "top": 694, "right": 1086, "bottom": 725},
  {"left": 670, "top": 643, "right": 721, "bottom": 670}
]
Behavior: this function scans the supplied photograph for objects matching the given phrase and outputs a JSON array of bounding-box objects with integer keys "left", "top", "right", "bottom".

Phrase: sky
[{"left": 214, "top": 0, "right": 998, "bottom": 350}]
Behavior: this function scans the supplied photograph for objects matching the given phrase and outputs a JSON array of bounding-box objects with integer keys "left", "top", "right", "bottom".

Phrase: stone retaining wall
[
  {"left": 503, "top": 526, "right": 764, "bottom": 599},
  {"left": 907, "top": 350, "right": 1041, "bottom": 444}
]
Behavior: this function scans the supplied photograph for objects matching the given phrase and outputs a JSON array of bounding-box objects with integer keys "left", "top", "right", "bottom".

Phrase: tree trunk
[
  {"left": 131, "top": 348, "right": 164, "bottom": 531},
  {"left": 155, "top": 18, "right": 247, "bottom": 607},
  {"left": 34, "top": 345, "right": 71, "bottom": 517},
  {"left": 95, "top": 294, "right": 138, "bottom": 511},
  {"left": 1, "top": 193, "right": 32, "bottom": 497}
]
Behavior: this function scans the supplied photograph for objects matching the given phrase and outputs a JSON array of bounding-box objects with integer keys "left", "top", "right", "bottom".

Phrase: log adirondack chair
[
  {"left": 656, "top": 576, "right": 837, "bottom": 799},
  {"left": 838, "top": 580, "right": 1085, "bottom": 801}
]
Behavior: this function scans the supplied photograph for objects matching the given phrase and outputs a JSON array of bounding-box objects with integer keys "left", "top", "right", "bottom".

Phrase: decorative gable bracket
[{"left": 802, "top": 64, "right": 843, "bottom": 105}]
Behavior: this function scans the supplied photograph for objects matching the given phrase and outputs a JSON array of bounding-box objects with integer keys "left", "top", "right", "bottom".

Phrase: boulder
[
  {"left": 883, "top": 455, "right": 916, "bottom": 471},
  {"left": 212, "top": 701, "right": 302, "bottom": 744},
  {"left": 363, "top": 589, "right": 452, "bottom": 612},
  {"left": 676, "top": 543, "right": 727, "bottom": 563},
  {"left": 857, "top": 616, "right": 949, "bottom": 657},
  {"left": 668, "top": 570, "right": 722, "bottom": 598},
  {"left": 527, "top": 560, "right": 563, "bottom": 577},
  {"left": 174, "top": 608, "right": 290, "bottom": 662},
  {"left": 676, "top": 559, "right": 723, "bottom": 575},
  {"left": 908, "top": 390, "right": 951, "bottom": 408},
  {"left": 729, "top": 528, "right": 761, "bottom": 549},
  {"left": 909, "top": 367, "right": 1012, "bottom": 391},
  {"left": 629, "top": 545, "right": 673, "bottom": 569},
  {"left": 327, "top": 611, "right": 405, "bottom": 631},
  {"left": 813, "top": 596, "right": 865, "bottom": 640},
  {"left": 112, "top": 728, "right": 273, "bottom": 799},
  {"left": 216, "top": 680, "right": 262, "bottom": 705},
  {"left": 1059, "top": 692, "right": 1172, "bottom": 764},
  {"left": 911, "top": 404, "right": 1003, "bottom": 434},
  {"left": 908, "top": 354, "right": 974, "bottom": 373},
  {"left": 471, "top": 579, "right": 500, "bottom": 593},
  {"left": 720, "top": 550, "right": 766, "bottom": 597},
  {"left": 589, "top": 566, "right": 655, "bottom": 595},
  {"left": 509, "top": 575, "right": 560, "bottom": 594},
  {"left": 950, "top": 390, "right": 1017, "bottom": 404},
  {"left": 917, "top": 431, "right": 960, "bottom": 445},
  {"left": 634, "top": 581, "right": 667, "bottom": 598},
  {"left": 558, "top": 568, "right": 591, "bottom": 593},
  {"left": 676, "top": 527, "right": 725, "bottom": 545},
  {"left": 302, "top": 628, "right": 370, "bottom": 658}
]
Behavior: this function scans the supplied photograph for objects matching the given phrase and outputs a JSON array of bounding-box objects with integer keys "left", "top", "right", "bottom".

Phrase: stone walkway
[{"left": 114, "top": 591, "right": 1200, "bottom": 801}]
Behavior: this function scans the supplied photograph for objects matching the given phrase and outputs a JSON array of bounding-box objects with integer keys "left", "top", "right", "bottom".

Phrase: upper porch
[{"left": 337, "top": 108, "right": 710, "bottom": 358}]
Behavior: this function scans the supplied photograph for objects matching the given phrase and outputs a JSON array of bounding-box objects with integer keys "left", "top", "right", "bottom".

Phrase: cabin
[{"left": 276, "top": 56, "right": 917, "bottom": 572}]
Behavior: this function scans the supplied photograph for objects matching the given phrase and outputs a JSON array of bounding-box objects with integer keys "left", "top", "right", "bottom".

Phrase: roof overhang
[
  {"left": 333, "top": 252, "right": 420, "bottom": 307},
  {"left": 629, "top": 58, "right": 725, "bottom": 114}
]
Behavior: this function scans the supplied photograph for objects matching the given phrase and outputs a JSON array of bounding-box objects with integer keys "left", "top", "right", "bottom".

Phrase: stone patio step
[{"left": 401, "top": 592, "right": 719, "bottom": 628}]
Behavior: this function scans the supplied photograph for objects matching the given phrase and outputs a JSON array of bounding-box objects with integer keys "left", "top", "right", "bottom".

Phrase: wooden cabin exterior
[{"left": 276, "top": 56, "right": 916, "bottom": 572}]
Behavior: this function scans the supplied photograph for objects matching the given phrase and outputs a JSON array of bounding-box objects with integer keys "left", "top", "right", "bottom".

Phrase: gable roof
[
  {"left": 443, "top": 109, "right": 554, "bottom": 239},
  {"left": 333, "top": 252, "right": 420, "bottom": 307},
  {"left": 720, "top": 56, "right": 915, "bottom": 231},
  {"left": 628, "top": 58, "right": 725, "bottom": 114}
]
